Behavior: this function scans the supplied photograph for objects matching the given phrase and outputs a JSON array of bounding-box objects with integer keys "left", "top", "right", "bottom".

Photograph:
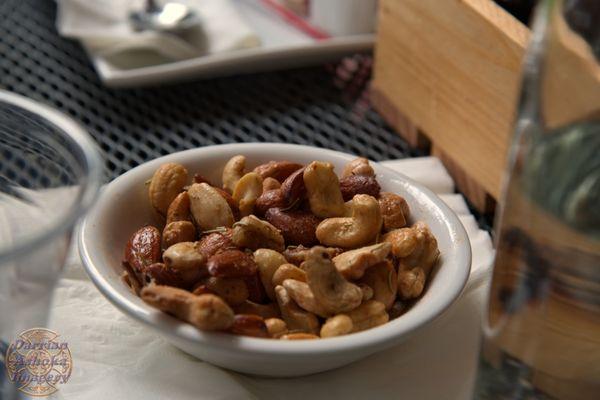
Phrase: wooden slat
[{"left": 373, "top": 0, "right": 530, "bottom": 199}]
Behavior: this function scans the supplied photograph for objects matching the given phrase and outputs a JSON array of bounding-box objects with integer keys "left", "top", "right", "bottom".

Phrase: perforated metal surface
[{"left": 0, "top": 0, "right": 414, "bottom": 181}]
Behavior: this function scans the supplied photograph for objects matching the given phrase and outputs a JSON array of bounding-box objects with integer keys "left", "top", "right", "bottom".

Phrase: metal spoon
[{"left": 130, "top": 0, "right": 200, "bottom": 33}]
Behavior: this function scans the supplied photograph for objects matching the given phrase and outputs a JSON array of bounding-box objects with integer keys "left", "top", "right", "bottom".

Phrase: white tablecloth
[{"left": 49, "top": 157, "right": 494, "bottom": 400}]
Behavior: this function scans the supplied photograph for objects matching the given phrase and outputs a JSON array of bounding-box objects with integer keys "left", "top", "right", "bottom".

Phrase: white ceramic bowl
[{"left": 78, "top": 143, "right": 471, "bottom": 377}]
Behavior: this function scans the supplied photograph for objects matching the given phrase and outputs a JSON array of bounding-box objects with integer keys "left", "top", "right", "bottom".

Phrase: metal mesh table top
[
  {"left": 0, "top": 0, "right": 415, "bottom": 182},
  {"left": 0, "top": 0, "right": 495, "bottom": 231}
]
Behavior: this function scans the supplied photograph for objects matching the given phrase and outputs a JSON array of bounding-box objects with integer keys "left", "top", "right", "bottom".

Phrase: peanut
[
  {"left": 254, "top": 249, "right": 287, "bottom": 301},
  {"left": 280, "top": 333, "right": 319, "bottom": 340},
  {"left": 272, "top": 263, "right": 307, "bottom": 287},
  {"left": 265, "top": 318, "right": 288, "bottom": 338},
  {"left": 232, "top": 172, "right": 263, "bottom": 216},
  {"left": 148, "top": 163, "right": 188, "bottom": 215},
  {"left": 320, "top": 314, "right": 353, "bottom": 338},
  {"left": 188, "top": 183, "right": 234, "bottom": 230},
  {"left": 222, "top": 155, "right": 246, "bottom": 193},
  {"left": 162, "top": 220, "right": 196, "bottom": 249},
  {"left": 230, "top": 314, "right": 269, "bottom": 338}
]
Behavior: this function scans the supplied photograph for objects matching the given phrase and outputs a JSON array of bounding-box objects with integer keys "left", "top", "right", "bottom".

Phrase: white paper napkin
[
  {"left": 48, "top": 156, "right": 494, "bottom": 400},
  {"left": 56, "top": 0, "right": 261, "bottom": 69}
]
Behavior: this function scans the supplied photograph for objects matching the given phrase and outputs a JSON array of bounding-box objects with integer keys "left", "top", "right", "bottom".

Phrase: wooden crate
[{"left": 372, "top": 0, "right": 531, "bottom": 212}]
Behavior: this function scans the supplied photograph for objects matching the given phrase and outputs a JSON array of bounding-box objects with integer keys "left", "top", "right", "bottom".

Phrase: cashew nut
[
  {"left": 399, "top": 222, "right": 440, "bottom": 276},
  {"left": 188, "top": 183, "right": 234, "bottom": 230},
  {"left": 316, "top": 194, "right": 382, "bottom": 248},
  {"left": 320, "top": 314, "right": 353, "bottom": 338},
  {"left": 162, "top": 242, "right": 207, "bottom": 285},
  {"left": 141, "top": 285, "right": 234, "bottom": 330},
  {"left": 232, "top": 172, "right": 263, "bottom": 216},
  {"left": 397, "top": 267, "right": 426, "bottom": 299},
  {"left": 382, "top": 228, "right": 417, "bottom": 258},
  {"left": 359, "top": 260, "right": 397, "bottom": 310},
  {"left": 303, "top": 161, "right": 346, "bottom": 218},
  {"left": 346, "top": 300, "right": 389, "bottom": 333},
  {"left": 283, "top": 245, "right": 342, "bottom": 266},
  {"left": 303, "top": 246, "right": 362, "bottom": 315},
  {"left": 202, "top": 277, "right": 249, "bottom": 306},
  {"left": 358, "top": 283, "right": 374, "bottom": 301},
  {"left": 282, "top": 279, "right": 328, "bottom": 317},
  {"left": 222, "top": 155, "right": 246, "bottom": 193},
  {"left": 272, "top": 263, "right": 307, "bottom": 287},
  {"left": 265, "top": 318, "right": 288, "bottom": 338},
  {"left": 332, "top": 242, "right": 391, "bottom": 280},
  {"left": 232, "top": 215, "right": 285, "bottom": 252},
  {"left": 254, "top": 249, "right": 287, "bottom": 301},
  {"left": 274, "top": 285, "right": 320, "bottom": 335},
  {"left": 148, "top": 163, "right": 189, "bottom": 216},
  {"left": 341, "top": 157, "right": 375, "bottom": 178},
  {"left": 162, "top": 221, "right": 196, "bottom": 249}
]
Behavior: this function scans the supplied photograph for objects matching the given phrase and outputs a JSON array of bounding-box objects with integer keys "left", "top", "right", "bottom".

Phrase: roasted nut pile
[{"left": 122, "top": 156, "right": 440, "bottom": 339}]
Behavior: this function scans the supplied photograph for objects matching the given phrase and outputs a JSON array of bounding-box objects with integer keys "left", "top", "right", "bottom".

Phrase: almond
[
  {"left": 166, "top": 192, "right": 191, "bottom": 225},
  {"left": 339, "top": 175, "right": 381, "bottom": 202},
  {"left": 254, "top": 189, "right": 286, "bottom": 217},
  {"left": 124, "top": 226, "right": 161, "bottom": 273},
  {"left": 207, "top": 249, "right": 258, "bottom": 278},
  {"left": 264, "top": 208, "right": 321, "bottom": 246},
  {"left": 253, "top": 161, "right": 303, "bottom": 182},
  {"left": 142, "top": 262, "right": 186, "bottom": 288},
  {"left": 230, "top": 314, "right": 269, "bottom": 338},
  {"left": 244, "top": 273, "right": 268, "bottom": 304},
  {"left": 280, "top": 167, "right": 306, "bottom": 206},
  {"left": 202, "top": 277, "right": 249, "bottom": 306},
  {"left": 196, "top": 229, "right": 236, "bottom": 257},
  {"left": 233, "top": 300, "right": 280, "bottom": 319}
]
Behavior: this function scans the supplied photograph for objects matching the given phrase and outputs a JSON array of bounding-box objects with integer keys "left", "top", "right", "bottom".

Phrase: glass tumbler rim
[{"left": 0, "top": 90, "right": 103, "bottom": 263}]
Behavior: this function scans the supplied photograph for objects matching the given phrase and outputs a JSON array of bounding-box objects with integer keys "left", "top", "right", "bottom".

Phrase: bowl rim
[{"left": 79, "top": 143, "right": 471, "bottom": 355}]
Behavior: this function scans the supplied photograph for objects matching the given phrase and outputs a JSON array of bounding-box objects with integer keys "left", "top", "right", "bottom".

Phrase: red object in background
[{"left": 260, "top": 0, "right": 330, "bottom": 40}]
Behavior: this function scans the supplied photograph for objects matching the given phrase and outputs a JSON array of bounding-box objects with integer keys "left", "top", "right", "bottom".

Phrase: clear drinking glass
[
  {"left": 473, "top": 0, "right": 600, "bottom": 399},
  {"left": 0, "top": 91, "right": 102, "bottom": 398}
]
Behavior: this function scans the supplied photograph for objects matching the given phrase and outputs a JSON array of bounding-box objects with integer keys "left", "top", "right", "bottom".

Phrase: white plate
[
  {"left": 78, "top": 143, "right": 471, "bottom": 377},
  {"left": 91, "top": 0, "right": 374, "bottom": 88}
]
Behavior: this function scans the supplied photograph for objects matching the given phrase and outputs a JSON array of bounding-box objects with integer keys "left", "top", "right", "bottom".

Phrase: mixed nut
[{"left": 121, "top": 156, "right": 440, "bottom": 340}]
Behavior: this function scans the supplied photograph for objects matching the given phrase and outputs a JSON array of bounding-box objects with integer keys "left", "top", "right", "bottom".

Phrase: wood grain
[{"left": 373, "top": 0, "right": 530, "bottom": 199}]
